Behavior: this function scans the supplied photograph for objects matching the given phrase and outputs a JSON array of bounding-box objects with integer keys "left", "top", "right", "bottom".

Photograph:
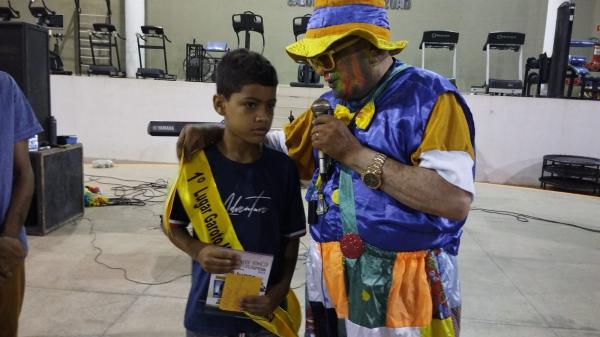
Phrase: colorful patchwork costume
[{"left": 283, "top": 1, "right": 476, "bottom": 336}]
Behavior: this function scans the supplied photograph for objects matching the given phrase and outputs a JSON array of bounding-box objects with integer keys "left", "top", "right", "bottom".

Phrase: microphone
[{"left": 311, "top": 98, "right": 333, "bottom": 179}]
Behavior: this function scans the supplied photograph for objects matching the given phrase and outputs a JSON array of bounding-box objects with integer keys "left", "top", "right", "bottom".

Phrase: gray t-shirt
[{"left": 0, "top": 71, "right": 43, "bottom": 251}]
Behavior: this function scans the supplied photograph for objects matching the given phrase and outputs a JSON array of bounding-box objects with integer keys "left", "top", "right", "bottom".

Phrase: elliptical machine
[
  {"left": 28, "top": 0, "right": 71, "bottom": 75},
  {"left": 0, "top": 0, "right": 20, "bottom": 21},
  {"left": 289, "top": 14, "right": 323, "bottom": 88}
]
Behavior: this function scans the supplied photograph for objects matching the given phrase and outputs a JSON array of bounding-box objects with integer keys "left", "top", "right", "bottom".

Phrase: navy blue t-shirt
[{"left": 170, "top": 145, "right": 306, "bottom": 335}]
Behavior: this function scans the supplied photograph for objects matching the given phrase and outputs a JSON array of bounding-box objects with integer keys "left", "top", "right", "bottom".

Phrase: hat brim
[{"left": 286, "top": 29, "right": 407, "bottom": 64}]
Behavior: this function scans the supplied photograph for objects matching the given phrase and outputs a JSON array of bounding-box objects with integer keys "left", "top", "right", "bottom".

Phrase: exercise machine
[
  {"left": 232, "top": 11, "right": 265, "bottom": 54},
  {"left": 290, "top": 14, "right": 323, "bottom": 88},
  {"left": 419, "top": 30, "right": 458, "bottom": 87},
  {"left": 88, "top": 23, "right": 125, "bottom": 77},
  {"left": 0, "top": 0, "right": 20, "bottom": 21},
  {"left": 74, "top": 0, "right": 113, "bottom": 75},
  {"left": 472, "top": 32, "right": 525, "bottom": 95},
  {"left": 136, "top": 25, "right": 176, "bottom": 80},
  {"left": 184, "top": 40, "right": 228, "bottom": 82},
  {"left": 566, "top": 40, "right": 600, "bottom": 99},
  {"left": 522, "top": 53, "right": 550, "bottom": 97},
  {"left": 29, "top": 0, "right": 71, "bottom": 75},
  {"left": 29, "top": 0, "right": 62, "bottom": 27}
]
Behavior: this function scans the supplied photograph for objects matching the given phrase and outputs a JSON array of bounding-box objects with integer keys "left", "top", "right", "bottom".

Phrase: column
[
  {"left": 125, "top": 0, "right": 145, "bottom": 78},
  {"left": 544, "top": 0, "right": 569, "bottom": 56}
]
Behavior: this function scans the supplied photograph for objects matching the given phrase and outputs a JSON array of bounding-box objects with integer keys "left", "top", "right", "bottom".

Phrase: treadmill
[
  {"left": 477, "top": 32, "right": 526, "bottom": 96},
  {"left": 136, "top": 25, "right": 176, "bottom": 80},
  {"left": 419, "top": 30, "right": 459, "bottom": 87},
  {"left": 88, "top": 23, "right": 125, "bottom": 77}
]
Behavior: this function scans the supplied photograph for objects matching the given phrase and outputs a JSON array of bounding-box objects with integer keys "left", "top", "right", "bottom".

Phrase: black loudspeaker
[
  {"left": 0, "top": 22, "right": 51, "bottom": 143},
  {"left": 547, "top": 2, "right": 575, "bottom": 98},
  {"left": 25, "top": 144, "right": 84, "bottom": 236}
]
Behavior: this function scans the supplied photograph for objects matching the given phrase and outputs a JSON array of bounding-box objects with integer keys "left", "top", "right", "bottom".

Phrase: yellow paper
[{"left": 218, "top": 273, "right": 262, "bottom": 312}]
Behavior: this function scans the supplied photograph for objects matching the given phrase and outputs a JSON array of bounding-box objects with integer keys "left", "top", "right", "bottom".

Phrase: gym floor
[{"left": 18, "top": 164, "right": 600, "bottom": 337}]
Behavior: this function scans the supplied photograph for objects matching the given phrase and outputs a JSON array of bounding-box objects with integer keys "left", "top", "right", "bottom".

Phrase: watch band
[
  {"left": 361, "top": 152, "right": 387, "bottom": 189},
  {"left": 368, "top": 153, "right": 386, "bottom": 176}
]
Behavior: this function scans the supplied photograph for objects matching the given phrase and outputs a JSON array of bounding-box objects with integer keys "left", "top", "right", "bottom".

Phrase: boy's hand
[
  {"left": 176, "top": 123, "right": 224, "bottom": 161},
  {"left": 195, "top": 245, "right": 241, "bottom": 274},
  {"left": 239, "top": 293, "right": 279, "bottom": 318}
]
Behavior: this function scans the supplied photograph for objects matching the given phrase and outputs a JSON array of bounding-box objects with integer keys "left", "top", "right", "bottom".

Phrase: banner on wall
[{"left": 287, "top": 0, "right": 411, "bottom": 10}]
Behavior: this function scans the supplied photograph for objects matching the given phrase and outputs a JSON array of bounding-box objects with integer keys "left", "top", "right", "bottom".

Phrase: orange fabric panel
[
  {"left": 320, "top": 242, "right": 349, "bottom": 318},
  {"left": 410, "top": 93, "right": 475, "bottom": 165},
  {"left": 306, "top": 23, "right": 391, "bottom": 40},
  {"left": 314, "top": 0, "right": 385, "bottom": 9},
  {"left": 386, "top": 251, "right": 432, "bottom": 328},
  {"left": 284, "top": 109, "right": 316, "bottom": 180}
]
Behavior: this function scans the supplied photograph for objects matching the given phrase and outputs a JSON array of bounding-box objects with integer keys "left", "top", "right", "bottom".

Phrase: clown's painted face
[{"left": 309, "top": 38, "right": 378, "bottom": 101}]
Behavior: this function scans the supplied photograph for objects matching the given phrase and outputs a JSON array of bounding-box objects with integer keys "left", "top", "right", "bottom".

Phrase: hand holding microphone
[
  {"left": 311, "top": 98, "right": 333, "bottom": 180},
  {"left": 310, "top": 99, "right": 366, "bottom": 175}
]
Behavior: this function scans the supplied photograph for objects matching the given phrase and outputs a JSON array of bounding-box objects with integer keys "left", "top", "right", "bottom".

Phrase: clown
[{"left": 282, "top": 1, "right": 475, "bottom": 336}]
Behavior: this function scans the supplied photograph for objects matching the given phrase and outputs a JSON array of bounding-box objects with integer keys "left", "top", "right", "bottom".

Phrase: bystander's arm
[
  {"left": 1, "top": 140, "right": 34, "bottom": 238},
  {"left": 0, "top": 140, "right": 34, "bottom": 281}
]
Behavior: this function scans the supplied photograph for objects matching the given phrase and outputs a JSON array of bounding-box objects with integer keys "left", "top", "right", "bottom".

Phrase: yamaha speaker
[
  {"left": 0, "top": 22, "right": 51, "bottom": 143},
  {"left": 25, "top": 144, "right": 84, "bottom": 236}
]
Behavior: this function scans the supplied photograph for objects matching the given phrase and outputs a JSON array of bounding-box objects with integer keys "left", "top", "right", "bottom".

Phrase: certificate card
[{"left": 206, "top": 249, "right": 273, "bottom": 311}]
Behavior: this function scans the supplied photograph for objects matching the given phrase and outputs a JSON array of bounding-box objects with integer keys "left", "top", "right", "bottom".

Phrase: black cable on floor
[
  {"left": 85, "top": 174, "right": 168, "bottom": 206},
  {"left": 471, "top": 207, "right": 600, "bottom": 233},
  {"left": 82, "top": 217, "right": 192, "bottom": 285}
]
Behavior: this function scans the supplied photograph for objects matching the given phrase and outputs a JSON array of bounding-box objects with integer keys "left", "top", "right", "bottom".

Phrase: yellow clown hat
[{"left": 286, "top": 0, "right": 408, "bottom": 63}]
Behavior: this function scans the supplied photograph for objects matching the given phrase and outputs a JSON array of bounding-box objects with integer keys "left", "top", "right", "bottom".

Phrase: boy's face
[{"left": 213, "top": 84, "right": 277, "bottom": 145}]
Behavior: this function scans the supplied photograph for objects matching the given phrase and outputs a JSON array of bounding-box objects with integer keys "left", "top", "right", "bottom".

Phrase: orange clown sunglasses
[{"left": 305, "top": 38, "right": 361, "bottom": 73}]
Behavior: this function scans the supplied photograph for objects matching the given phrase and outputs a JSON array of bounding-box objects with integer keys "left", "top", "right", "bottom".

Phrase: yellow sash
[{"left": 163, "top": 151, "right": 301, "bottom": 337}]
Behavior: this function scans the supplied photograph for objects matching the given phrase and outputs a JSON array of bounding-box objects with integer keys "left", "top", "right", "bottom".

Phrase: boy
[{"left": 163, "top": 49, "right": 306, "bottom": 337}]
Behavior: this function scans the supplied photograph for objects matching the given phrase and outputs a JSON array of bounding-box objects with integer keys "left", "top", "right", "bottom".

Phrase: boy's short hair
[{"left": 215, "top": 49, "right": 278, "bottom": 99}]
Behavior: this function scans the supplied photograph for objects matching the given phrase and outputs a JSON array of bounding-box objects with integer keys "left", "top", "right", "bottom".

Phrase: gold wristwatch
[{"left": 360, "top": 152, "right": 387, "bottom": 189}]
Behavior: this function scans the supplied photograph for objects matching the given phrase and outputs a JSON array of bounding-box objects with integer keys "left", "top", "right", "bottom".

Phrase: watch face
[{"left": 362, "top": 172, "right": 381, "bottom": 189}]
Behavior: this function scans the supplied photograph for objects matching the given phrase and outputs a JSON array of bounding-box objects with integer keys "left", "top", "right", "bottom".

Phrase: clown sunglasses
[{"left": 306, "top": 38, "right": 361, "bottom": 73}]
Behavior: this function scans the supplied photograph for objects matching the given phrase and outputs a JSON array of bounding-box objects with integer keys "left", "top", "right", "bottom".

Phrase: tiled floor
[{"left": 18, "top": 164, "right": 600, "bottom": 337}]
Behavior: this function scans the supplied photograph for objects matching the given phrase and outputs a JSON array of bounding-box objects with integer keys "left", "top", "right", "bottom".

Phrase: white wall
[
  {"left": 50, "top": 75, "right": 326, "bottom": 163},
  {"left": 468, "top": 95, "right": 600, "bottom": 186},
  {"left": 50, "top": 75, "right": 600, "bottom": 187}
]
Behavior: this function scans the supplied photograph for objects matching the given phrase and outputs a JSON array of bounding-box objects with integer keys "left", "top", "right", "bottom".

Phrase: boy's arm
[
  {"left": 166, "top": 224, "right": 240, "bottom": 274},
  {"left": 239, "top": 237, "right": 300, "bottom": 316}
]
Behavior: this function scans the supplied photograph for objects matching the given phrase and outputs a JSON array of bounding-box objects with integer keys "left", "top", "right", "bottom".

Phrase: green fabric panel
[
  {"left": 345, "top": 244, "right": 396, "bottom": 328},
  {"left": 339, "top": 167, "right": 358, "bottom": 234}
]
